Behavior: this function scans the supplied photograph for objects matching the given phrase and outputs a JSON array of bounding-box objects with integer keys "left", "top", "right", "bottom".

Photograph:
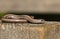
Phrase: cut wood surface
[{"left": 0, "top": 21, "right": 60, "bottom": 39}]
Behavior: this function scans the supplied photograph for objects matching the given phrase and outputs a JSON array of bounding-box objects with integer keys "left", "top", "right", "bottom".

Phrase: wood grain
[{"left": 0, "top": 21, "right": 60, "bottom": 39}]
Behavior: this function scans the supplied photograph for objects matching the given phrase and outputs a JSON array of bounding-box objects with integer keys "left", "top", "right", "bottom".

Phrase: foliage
[{"left": 0, "top": 12, "right": 7, "bottom": 19}]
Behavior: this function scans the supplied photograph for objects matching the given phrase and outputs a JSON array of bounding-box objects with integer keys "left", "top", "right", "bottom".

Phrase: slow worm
[{"left": 1, "top": 14, "right": 45, "bottom": 23}]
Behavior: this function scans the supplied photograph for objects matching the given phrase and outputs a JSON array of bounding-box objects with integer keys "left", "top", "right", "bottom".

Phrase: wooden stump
[{"left": 0, "top": 21, "right": 60, "bottom": 39}]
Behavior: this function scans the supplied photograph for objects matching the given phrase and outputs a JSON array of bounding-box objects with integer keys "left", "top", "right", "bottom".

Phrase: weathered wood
[
  {"left": 0, "top": 21, "right": 60, "bottom": 39},
  {"left": 0, "top": 0, "right": 60, "bottom": 13}
]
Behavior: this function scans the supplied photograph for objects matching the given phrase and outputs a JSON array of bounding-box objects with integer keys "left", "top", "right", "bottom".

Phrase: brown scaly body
[{"left": 1, "top": 14, "right": 45, "bottom": 24}]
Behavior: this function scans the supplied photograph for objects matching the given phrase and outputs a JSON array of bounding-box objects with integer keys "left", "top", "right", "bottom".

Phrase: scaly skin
[{"left": 1, "top": 14, "right": 45, "bottom": 23}]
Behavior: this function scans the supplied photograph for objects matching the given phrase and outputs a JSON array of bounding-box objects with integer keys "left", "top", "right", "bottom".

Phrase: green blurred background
[{"left": 0, "top": 12, "right": 7, "bottom": 19}]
